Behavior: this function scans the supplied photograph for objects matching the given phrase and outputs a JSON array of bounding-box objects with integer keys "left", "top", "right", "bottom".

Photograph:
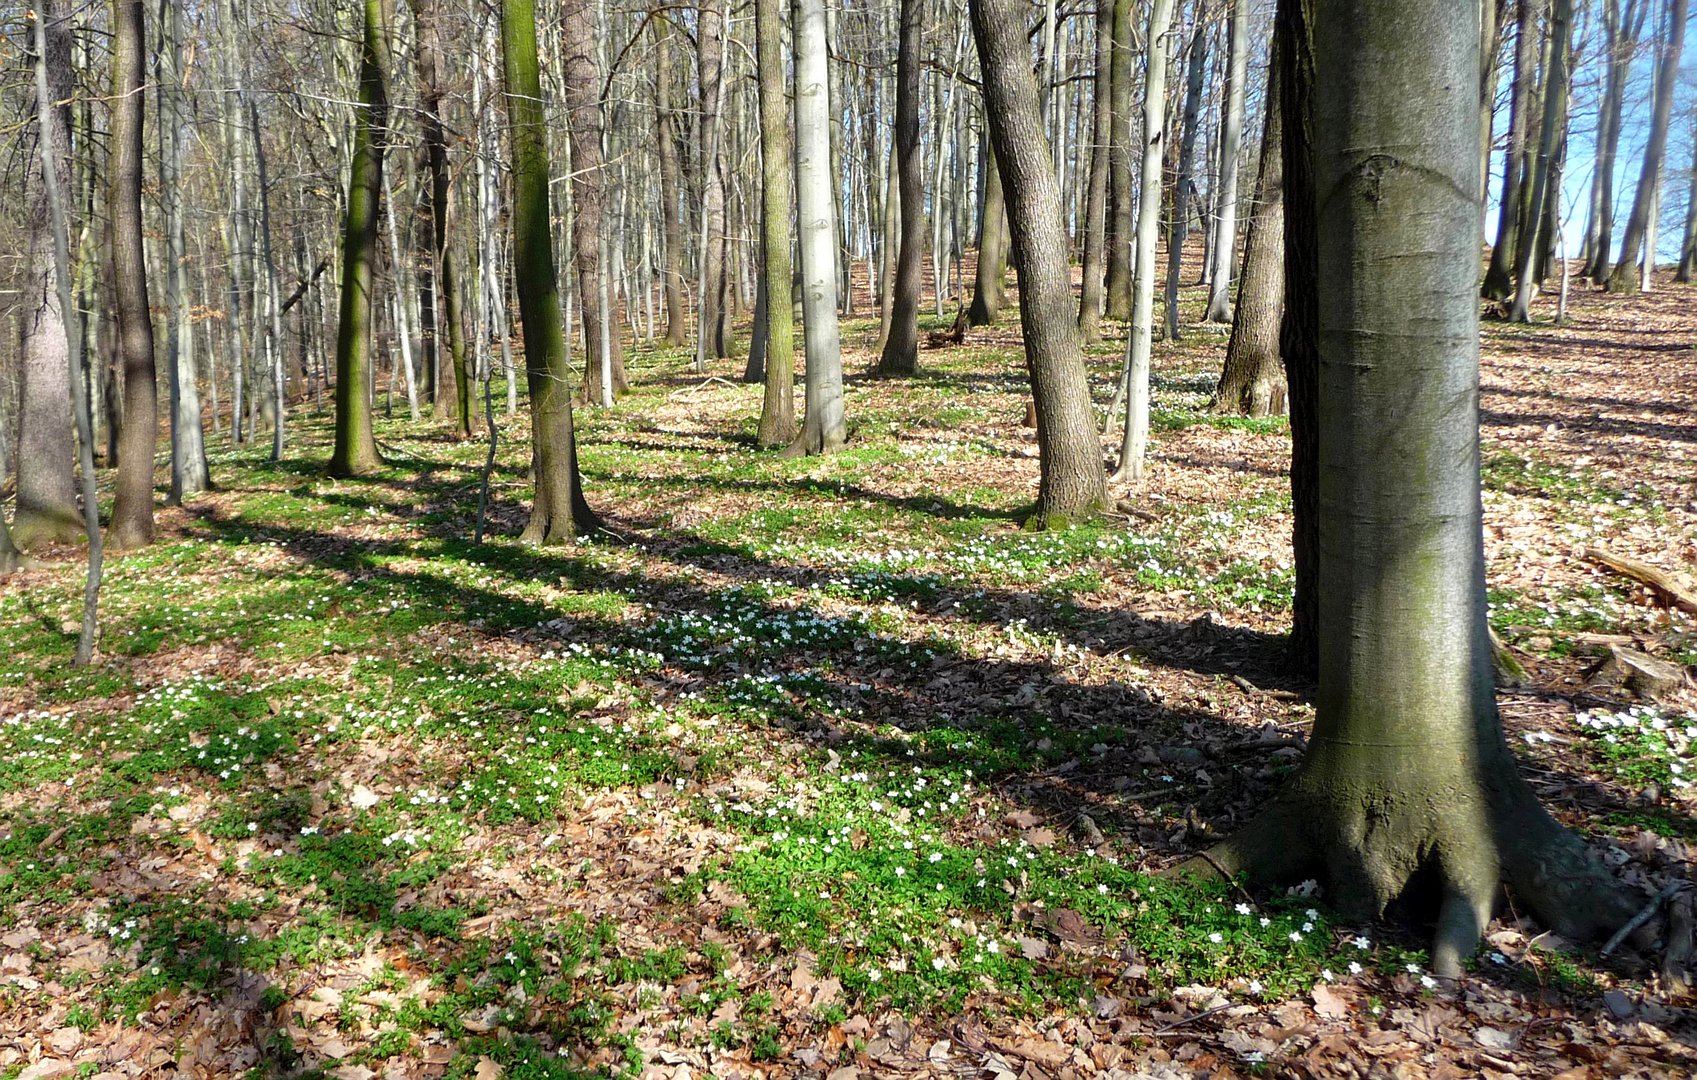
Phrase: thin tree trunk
[
  {"left": 1212, "top": 36, "right": 1285, "bottom": 416},
  {"left": 971, "top": 0, "right": 1108, "bottom": 523},
  {"left": 1588, "top": 0, "right": 1646, "bottom": 281},
  {"left": 655, "top": 18, "right": 688, "bottom": 347},
  {"left": 1511, "top": 0, "right": 1573, "bottom": 321},
  {"left": 109, "top": 0, "right": 159, "bottom": 549},
  {"left": 415, "top": 0, "right": 472, "bottom": 435},
  {"left": 1609, "top": 0, "right": 1686, "bottom": 292},
  {"left": 1103, "top": 0, "right": 1134, "bottom": 322},
  {"left": 696, "top": 3, "right": 730, "bottom": 365},
  {"left": 755, "top": 0, "right": 797, "bottom": 446},
  {"left": 1677, "top": 122, "right": 1697, "bottom": 281},
  {"left": 968, "top": 141, "right": 1010, "bottom": 325},
  {"left": 503, "top": 0, "right": 598, "bottom": 540},
  {"left": 1482, "top": 0, "right": 1544, "bottom": 299},
  {"left": 328, "top": 0, "right": 390, "bottom": 477},
  {"left": 1078, "top": 0, "right": 1115, "bottom": 342},
  {"left": 161, "top": 0, "right": 208, "bottom": 502},
  {"left": 565, "top": 0, "right": 626, "bottom": 402},
  {"left": 877, "top": 0, "right": 923, "bottom": 375},
  {"left": 1204, "top": 0, "right": 1249, "bottom": 323},
  {"left": 784, "top": 0, "right": 846, "bottom": 456},
  {"left": 1110, "top": 0, "right": 1176, "bottom": 483},
  {"left": 1164, "top": 17, "right": 1207, "bottom": 342}
]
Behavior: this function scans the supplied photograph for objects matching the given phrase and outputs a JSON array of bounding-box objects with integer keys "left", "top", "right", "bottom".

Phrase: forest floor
[{"left": 2, "top": 265, "right": 1696, "bottom": 1080}]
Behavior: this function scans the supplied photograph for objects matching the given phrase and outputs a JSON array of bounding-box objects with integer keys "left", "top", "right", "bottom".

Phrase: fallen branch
[
  {"left": 668, "top": 376, "right": 744, "bottom": 398},
  {"left": 1580, "top": 546, "right": 1697, "bottom": 615},
  {"left": 1601, "top": 881, "right": 1683, "bottom": 957}
]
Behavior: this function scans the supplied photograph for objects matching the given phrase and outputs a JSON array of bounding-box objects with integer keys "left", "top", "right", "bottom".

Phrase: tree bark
[
  {"left": 14, "top": 0, "right": 82, "bottom": 551},
  {"left": 971, "top": 0, "right": 1108, "bottom": 524},
  {"left": 784, "top": 0, "right": 846, "bottom": 456},
  {"left": 1212, "top": 36, "right": 1285, "bottom": 416},
  {"left": 564, "top": 0, "right": 627, "bottom": 402},
  {"left": 1608, "top": 0, "right": 1687, "bottom": 292},
  {"left": 1078, "top": 0, "right": 1115, "bottom": 342},
  {"left": 328, "top": 0, "right": 390, "bottom": 477},
  {"left": 1109, "top": 0, "right": 1176, "bottom": 483},
  {"left": 1482, "top": 0, "right": 1544, "bottom": 300},
  {"left": 1677, "top": 124, "right": 1697, "bottom": 282},
  {"left": 109, "top": 0, "right": 159, "bottom": 550},
  {"left": 161, "top": 0, "right": 209, "bottom": 503},
  {"left": 877, "top": 0, "right": 923, "bottom": 375},
  {"left": 968, "top": 141, "right": 1009, "bottom": 326},
  {"left": 415, "top": 0, "right": 473, "bottom": 437},
  {"left": 655, "top": 19, "right": 689, "bottom": 347},
  {"left": 697, "top": 4, "right": 731, "bottom": 362},
  {"left": 1103, "top": 0, "right": 1135, "bottom": 322},
  {"left": 1587, "top": 0, "right": 1646, "bottom": 281},
  {"left": 754, "top": 0, "right": 797, "bottom": 446},
  {"left": 1191, "top": 0, "right": 1642, "bottom": 978},
  {"left": 503, "top": 0, "right": 598, "bottom": 540},
  {"left": 1164, "top": 17, "right": 1207, "bottom": 342},
  {"left": 1204, "top": 0, "right": 1250, "bottom": 323},
  {"left": 1279, "top": 0, "right": 1318, "bottom": 675}
]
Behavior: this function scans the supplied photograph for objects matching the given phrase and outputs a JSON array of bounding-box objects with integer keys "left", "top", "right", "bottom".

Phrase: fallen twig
[{"left": 1601, "top": 881, "right": 1684, "bottom": 957}]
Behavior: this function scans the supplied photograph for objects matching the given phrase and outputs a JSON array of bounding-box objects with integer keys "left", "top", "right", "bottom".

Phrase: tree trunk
[
  {"left": 1103, "top": 0, "right": 1135, "bottom": 322},
  {"left": 1279, "top": 0, "right": 1319, "bottom": 675},
  {"left": 1110, "top": 0, "right": 1176, "bottom": 483},
  {"left": 1481, "top": 0, "right": 1543, "bottom": 300},
  {"left": 1677, "top": 125, "right": 1697, "bottom": 282},
  {"left": 328, "top": 0, "right": 390, "bottom": 477},
  {"left": 655, "top": 20, "right": 689, "bottom": 347},
  {"left": 1479, "top": 0, "right": 1510, "bottom": 204},
  {"left": 1191, "top": 0, "right": 1642, "bottom": 979},
  {"left": 503, "top": 0, "right": 598, "bottom": 540},
  {"left": 754, "top": 0, "right": 797, "bottom": 446},
  {"left": 1078, "top": 0, "right": 1115, "bottom": 342},
  {"left": 784, "top": 0, "right": 846, "bottom": 456},
  {"left": 1587, "top": 0, "right": 1646, "bottom": 282},
  {"left": 161, "top": 0, "right": 209, "bottom": 503},
  {"left": 1212, "top": 37, "right": 1285, "bottom": 416},
  {"left": 971, "top": 0, "right": 1108, "bottom": 525},
  {"left": 1608, "top": 0, "right": 1687, "bottom": 293},
  {"left": 697, "top": 4, "right": 731, "bottom": 363},
  {"left": 564, "top": 0, "right": 626, "bottom": 403},
  {"left": 1510, "top": 0, "right": 1573, "bottom": 321},
  {"left": 109, "top": 0, "right": 159, "bottom": 550},
  {"left": 968, "top": 141, "right": 1009, "bottom": 326},
  {"left": 415, "top": 0, "right": 473, "bottom": 437},
  {"left": 877, "top": 0, "right": 923, "bottom": 375},
  {"left": 14, "top": 0, "right": 82, "bottom": 550},
  {"left": 1164, "top": 17, "right": 1207, "bottom": 342},
  {"left": 1204, "top": 0, "right": 1249, "bottom": 323}
]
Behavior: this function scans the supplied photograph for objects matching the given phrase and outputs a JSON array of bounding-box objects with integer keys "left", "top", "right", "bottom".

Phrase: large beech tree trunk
[
  {"left": 754, "top": 0, "right": 796, "bottom": 446},
  {"left": 108, "top": 0, "right": 159, "bottom": 550},
  {"left": 1078, "top": 0, "right": 1115, "bottom": 342},
  {"left": 877, "top": 0, "right": 923, "bottom": 375},
  {"left": 503, "top": 0, "right": 597, "bottom": 540},
  {"left": 1608, "top": 0, "right": 1687, "bottom": 292},
  {"left": 1204, "top": 0, "right": 1249, "bottom": 323},
  {"left": 1212, "top": 38, "right": 1285, "bottom": 416},
  {"left": 1189, "top": 0, "right": 1641, "bottom": 979},
  {"left": 328, "top": 0, "right": 390, "bottom": 478},
  {"left": 970, "top": 0, "right": 1107, "bottom": 525},
  {"left": 968, "top": 141, "right": 1009, "bottom": 326},
  {"left": 784, "top": 0, "right": 846, "bottom": 456},
  {"left": 14, "top": 0, "right": 82, "bottom": 550}
]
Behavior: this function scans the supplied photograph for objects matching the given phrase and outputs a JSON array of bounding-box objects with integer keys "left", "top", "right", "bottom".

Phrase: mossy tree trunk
[
  {"left": 754, "top": 0, "right": 797, "bottom": 446},
  {"left": 328, "top": 0, "right": 390, "bottom": 478},
  {"left": 970, "top": 0, "right": 1107, "bottom": 526},
  {"left": 1190, "top": 0, "right": 1641, "bottom": 978},
  {"left": 108, "top": 0, "right": 159, "bottom": 550}
]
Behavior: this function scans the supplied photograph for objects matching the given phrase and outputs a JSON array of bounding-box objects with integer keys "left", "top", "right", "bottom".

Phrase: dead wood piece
[
  {"left": 1661, "top": 893, "right": 1693, "bottom": 994},
  {"left": 1584, "top": 644, "right": 1686, "bottom": 702},
  {"left": 1580, "top": 546, "right": 1697, "bottom": 614}
]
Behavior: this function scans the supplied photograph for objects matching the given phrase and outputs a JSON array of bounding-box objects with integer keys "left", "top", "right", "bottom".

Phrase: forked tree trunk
[
  {"left": 754, "top": 0, "right": 797, "bottom": 446},
  {"left": 1481, "top": 0, "right": 1543, "bottom": 300},
  {"left": 1102, "top": 0, "right": 1134, "bottom": 322},
  {"left": 14, "top": 0, "right": 82, "bottom": 550},
  {"left": 783, "top": 0, "right": 846, "bottom": 456},
  {"left": 968, "top": 141, "right": 1009, "bottom": 326},
  {"left": 1609, "top": 0, "right": 1687, "bottom": 292},
  {"left": 1110, "top": 0, "right": 1176, "bottom": 483},
  {"left": 328, "top": 0, "right": 390, "bottom": 478},
  {"left": 1078, "top": 0, "right": 1114, "bottom": 342},
  {"left": 877, "top": 0, "right": 923, "bottom": 375},
  {"left": 1188, "top": 0, "right": 1641, "bottom": 978},
  {"left": 109, "top": 0, "right": 159, "bottom": 550},
  {"left": 655, "top": 20, "right": 688, "bottom": 347},
  {"left": 971, "top": 0, "right": 1107, "bottom": 525},
  {"left": 1212, "top": 38, "right": 1285, "bottom": 416},
  {"left": 503, "top": 0, "right": 598, "bottom": 540},
  {"left": 1204, "top": 0, "right": 1249, "bottom": 323}
]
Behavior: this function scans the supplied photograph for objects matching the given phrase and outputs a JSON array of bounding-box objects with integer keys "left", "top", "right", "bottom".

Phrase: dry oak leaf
[{"left": 1311, "top": 983, "right": 1348, "bottom": 1020}]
